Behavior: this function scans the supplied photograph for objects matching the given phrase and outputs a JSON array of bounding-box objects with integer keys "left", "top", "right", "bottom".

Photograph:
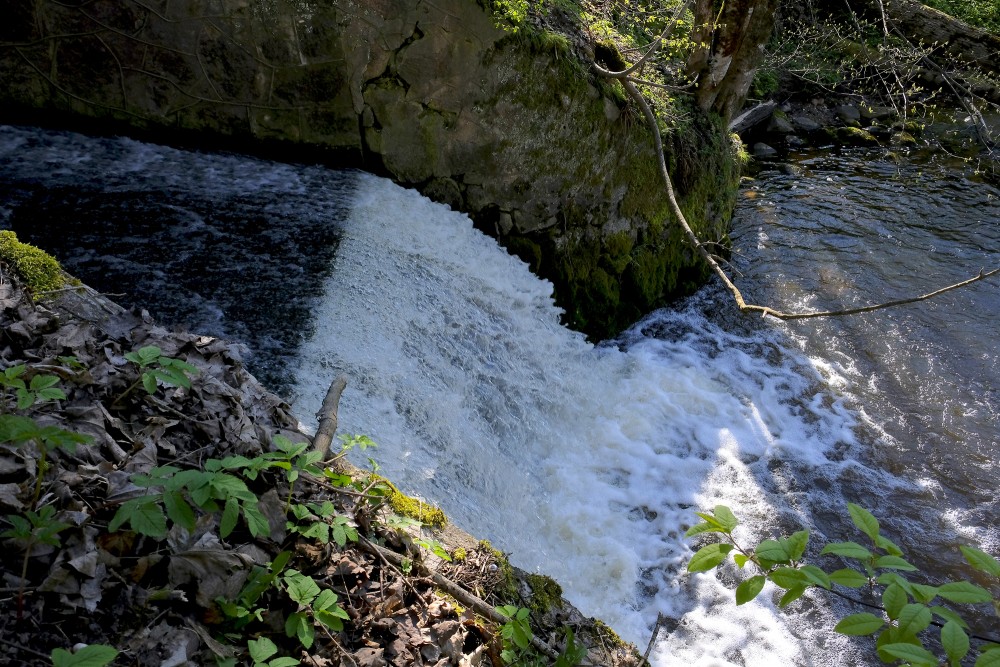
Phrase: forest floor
[{"left": 0, "top": 264, "right": 638, "bottom": 667}]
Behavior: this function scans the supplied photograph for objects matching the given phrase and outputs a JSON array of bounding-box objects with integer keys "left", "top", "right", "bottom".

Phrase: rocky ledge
[{"left": 0, "top": 244, "right": 641, "bottom": 666}]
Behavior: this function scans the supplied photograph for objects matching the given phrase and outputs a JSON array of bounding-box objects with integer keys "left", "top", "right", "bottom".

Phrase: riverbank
[{"left": 0, "top": 249, "right": 641, "bottom": 666}]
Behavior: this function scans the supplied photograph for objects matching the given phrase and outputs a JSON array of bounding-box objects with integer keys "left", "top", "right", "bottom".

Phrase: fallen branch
[
  {"left": 312, "top": 375, "right": 348, "bottom": 458},
  {"left": 359, "top": 539, "right": 564, "bottom": 661},
  {"left": 595, "top": 46, "right": 1000, "bottom": 320}
]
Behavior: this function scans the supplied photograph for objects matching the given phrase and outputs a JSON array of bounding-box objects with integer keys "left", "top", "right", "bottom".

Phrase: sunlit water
[{"left": 1, "top": 125, "right": 997, "bottom": 665}]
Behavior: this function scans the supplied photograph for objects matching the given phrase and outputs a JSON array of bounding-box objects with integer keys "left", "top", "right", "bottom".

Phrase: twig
[
  {"left": 0, "top": 636, "right": 51, "bottom": 660},
  {"left": 641, "top": 613, "right": 667, "bottom": 666},
  {"left": 313, "top": 375, "right": 348, "bottom": 458},
  {"left": 360, "top": 538, "right": 563, "bottom": 660},
  {"left": 595, "top": 50, "right": 1000, "bottom": 321}
]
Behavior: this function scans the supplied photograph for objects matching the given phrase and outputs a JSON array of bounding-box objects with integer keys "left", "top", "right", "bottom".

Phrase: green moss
[
  {"left": 504, "top": 236, "right": 543, "bottom": 272},
  {"left": 600, "top": 231, "right": 634, "bottom": 275},
  {"left": 371, "top": 475, "right": 448, "bottom": 528},
  {"left": 452, "top": 547, "right": 467, "bottom": 561},
  {"left": 0, "top": 231, "right": 67, "bottom": 297},
  {"left": 837, "top": 126, "right": 879, "bottom": 146},
  {"left": 478, "top": 540, "right": 519, "bottom": 602},
  {"left": 593, "top": 619, "right": 630, "bottom": 650},
  {"left": 525, "top": 573, "right": 563, "bottom": 614}
]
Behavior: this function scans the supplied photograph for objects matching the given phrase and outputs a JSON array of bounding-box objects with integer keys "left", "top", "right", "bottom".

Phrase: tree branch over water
[{"left": 594, "top": 14, "right": 1000, "bottom": 321}]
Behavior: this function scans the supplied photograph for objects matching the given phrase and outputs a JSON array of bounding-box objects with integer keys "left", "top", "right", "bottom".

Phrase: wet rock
[
  {"left": 767, "top": 111, "right": 795, "bottom": 135},
  {"left": 836, "top": 104, "right": 861, "bottom": 123},
  {"left": 753, "top": 142, "right": 778, "bottom": 158},
  {"left": 891, "top": 131, "right": 918, "bottom": 146},
  {"left": 836, "top": 126, "right": 880, "bottom": 146},
  {"left": 861, "top": 105, "right": 896, "bottom": 121},
  {"left": 791, "top": 114, "right": 823, "bottom": 133},
  {"left": 786, "top": 134, "right": 808, "bottom": 148}
]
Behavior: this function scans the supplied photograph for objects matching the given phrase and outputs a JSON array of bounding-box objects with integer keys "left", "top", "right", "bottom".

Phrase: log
[{"left": 312, "top": 375, "right": 348, "bottom": 458}]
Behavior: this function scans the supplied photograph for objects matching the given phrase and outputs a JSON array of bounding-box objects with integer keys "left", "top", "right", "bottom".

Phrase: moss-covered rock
[{"left": 0, "top": 231, "right": 67, "bottom": 296}]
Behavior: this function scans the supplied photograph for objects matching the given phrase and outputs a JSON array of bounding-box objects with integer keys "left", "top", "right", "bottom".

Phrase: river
[{"left": 0, "top": 124, "right": 996, "bottom": 665}]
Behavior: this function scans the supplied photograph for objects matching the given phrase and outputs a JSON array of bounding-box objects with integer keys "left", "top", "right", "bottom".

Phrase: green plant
[
  {"left": 109, "top": 460, "right": 269, "bottom": 539},
  {"left": 50, "top": 644, "right": 119, "bottom": 667},
  {"left": 114, "top": 345, "right": 198, "bottom": 405},
  {"left": 0, "top": 414, "right": 93, "bottom": 509},
  {"left": 3, "top": 504, "right": 72, "bottom": 616},
  {"left": 497, "top": 605, "right": 539, "bottom": 665},
  {"left": 279, "top": 568, "right": 350, "bottom": 649},
  {"left": 246, "top": 637, "right": 298, "bottom": 667},
  {"left": 686, "top": 503, "right": 1000, "bottom": 666},
  {"left": 0, "top": 365, "right": 66, "bottom": 411}
]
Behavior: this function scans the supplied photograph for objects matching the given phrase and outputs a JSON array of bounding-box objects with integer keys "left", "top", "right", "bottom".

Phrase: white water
[{"left": 289, "top": 174, "right": 889, "bottom": 665}]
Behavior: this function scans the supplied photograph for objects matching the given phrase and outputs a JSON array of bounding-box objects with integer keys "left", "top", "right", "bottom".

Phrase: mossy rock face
[
  {"left": 0, "top": 0, "right": 741, "bottom": 341},
  {"left": 0, "top": 231, "right": 67, "bottom": 296},
  {"left": 371, "top": 475, "right": 448, "bottom": 528}
]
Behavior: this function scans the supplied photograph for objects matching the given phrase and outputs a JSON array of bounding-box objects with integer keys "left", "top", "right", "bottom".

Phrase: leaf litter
[{"left": 0, "top": 265, "right": 641, "bottom": 666}]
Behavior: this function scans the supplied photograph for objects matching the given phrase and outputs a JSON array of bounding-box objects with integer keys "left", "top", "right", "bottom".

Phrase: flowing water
[{"left": 0, "top": 124, "right": 997, "bottom": 665}]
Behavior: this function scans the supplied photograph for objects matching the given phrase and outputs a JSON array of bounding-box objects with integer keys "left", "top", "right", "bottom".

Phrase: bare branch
[{"left": 595, "top": 61, "right": 1000, "bottom": 321}]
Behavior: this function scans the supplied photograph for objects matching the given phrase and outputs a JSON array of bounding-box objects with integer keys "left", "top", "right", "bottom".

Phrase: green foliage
[
  {"left": 0, "top": 365, "right": 66, "bottom": 410},
  {"left": 109, "top": 461, "right": 268, "bottom": 539},
  {"left": 2, "top": 505, "right": 70, "bottom": 547},
  {"left": 920, "top": 0, "right": 1000, "bottom": 33},
  {"left": 247, "top": 637, "right": 298, "bottom": 667},
  {"left": 116, "top": 345, "right": 199, "bottom": 404},
  {"left": 497, "top": 605, "right": 538, "bottom": 665},
  {"left": 50, "top": 645, "right": 119, "bottom": 667},
  {"left": 686, "top": 503, "right": 1000, "bottom": 665}
]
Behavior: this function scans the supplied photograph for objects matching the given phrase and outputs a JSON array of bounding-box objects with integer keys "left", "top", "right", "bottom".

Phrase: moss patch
[
  {"left": 525, "top": 573, "right": 563, "bottom": 614},
  {"left": 478, "top": 540, "right": 519, "bottom": 603},
  {"left": 371, "top": 475, "right": 448, "bottom": 528},
  {"left": 0, "top": 231, "right": 67, "bottom": 296}
]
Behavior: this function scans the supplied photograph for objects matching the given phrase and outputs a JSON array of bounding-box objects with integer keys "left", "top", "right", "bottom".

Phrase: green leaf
[
  {"left": 909, "top": 583, "right": 939, "bottom": 604},
  {"left": 821, "top": 541, "right": 872, "bottom": 560},
  {"left": 755, "top": 539, "right": 789, "bottom": 563},
  {"left": 243, "top": 504, "right": 270, "bottom": 538},
  {"left": 268, "top": 658, "right": 300, "bottom": 667},
  {"left": 938, "top": 581, "right": 992, "bottom": 604},
  {"left": 883, "top": 583, "right": 908, "bottom": 620},
  {"left": 778, "top": 585, "right": 807, "bottom": 608},
  {"left": 799, "top": 565, "right": 831, "bottom": 589},
  {"left": 141, "top": 372, "right": 158, "bottom": 395},
  {"left": 879, "top": 643, "right": 937, "bottom": 666},
  {"left": 960, "top": 546, "right": 1000, "bottom": 577},
  {"left": 875, "top": 555, "right": 917, "bottom": 571},
  {"left": 687, "top": 543, "right": 733, "bottom": 572},
  {"left": 684, "top": 522, "right": 722, "bottom": 538},
  {"left": 896, "top": 604, "right": 932, "bottom": 637},
  {"left": 783, "top": 530, "right": 810, "bottom": 561},
  {"left": 735, "top": 576, "right": 766, "bottom": 605},
  {"left": 769, "top": 567, "right": 808, "bottom": 590},
  {"left": 38, "top": 387, "right": 66, "bottom": 401},
  {"left": 930, "top": 606, "right": 969, "bottom": 629},
  {"left": 977, "top": 651, "right": 1000, "bottom": 667},
  {"left": 221, "top": 497, "right": 238, "bottom": 538},
  {"left": 875, "top": 534, "right": 904, "bottom": 556},
  {"left": 30, "top": 375, "right": 59, "bottom": 391},
  {"left": 50, "top": 645, "right": 119, "bottom": 667},
  {"left": 713, "top": 505, "right": 738, "bottom": 532},
  {"left": 110, "top": 496, "right": 167, "bottom": 538},
  {"left": 834, "top": 613, "right": 885, "bottom": 636},
  {"left": 694, "top": 512, "right": 727, "bottom": 531},
  {"left": 942, "top": 620, "right": 969, "bottom": 665},
  {"left": 829, "top": 568, "right": 868, "bottom": 588},
  {"left": 733, "top": 553, "right": 749, "bottom": 569},
  {"left": 285, "top": 611, "right": 315, "bottom": 649},
  {"left": 847, "top": 503, "right": 880, "bottom": 541},
  {"left": 163, "top": 491, "right": 197, "bottom": 532},
  {"left": 247, "top": 637, "right": 278, "bottom": 663},
  {"left": 283, "top": 570, "right": 320, "bottom": 606}
]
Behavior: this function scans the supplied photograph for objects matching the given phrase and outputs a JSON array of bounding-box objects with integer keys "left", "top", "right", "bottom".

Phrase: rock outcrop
[{"left": 0, "top": 0, "right": 740, "bottom": 338}]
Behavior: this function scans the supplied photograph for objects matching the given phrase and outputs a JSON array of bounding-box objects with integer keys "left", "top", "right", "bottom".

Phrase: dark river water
[{"left": 0, "top": 124, "right": 997, "bottom": 665}]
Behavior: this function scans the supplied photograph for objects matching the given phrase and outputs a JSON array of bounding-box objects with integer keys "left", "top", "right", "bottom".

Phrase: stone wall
[{"left": 0, "top": 0, "right": 740, "bottom": 338}]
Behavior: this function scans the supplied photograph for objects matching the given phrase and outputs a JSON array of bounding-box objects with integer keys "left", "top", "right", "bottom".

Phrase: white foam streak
[{"left": 290, "top": 175, "right": 864, "bottom": 665}]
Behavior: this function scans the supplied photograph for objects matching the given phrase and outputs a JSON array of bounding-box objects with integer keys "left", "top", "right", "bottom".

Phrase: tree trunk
[{"left": 687, "top": 0, "right": 780, "bottom": 123}]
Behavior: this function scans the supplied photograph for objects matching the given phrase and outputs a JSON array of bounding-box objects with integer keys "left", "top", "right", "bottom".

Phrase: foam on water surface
[{"left": 289, "top": 174, "right": 876, "bottom": 665}]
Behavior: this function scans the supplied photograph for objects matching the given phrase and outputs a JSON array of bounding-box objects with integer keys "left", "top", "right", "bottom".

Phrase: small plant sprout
[
  {"left": 114, "top": 345, "right": 198, "bottom": 405},
  {"left": 0, "top": 364, "right": 66, "bottom": 411},
  {"left": 3, "top": 504, "right": 72, "bottom": 618},
  {"left": 246, "top": 637, "right": 298, "bottom": 667}
]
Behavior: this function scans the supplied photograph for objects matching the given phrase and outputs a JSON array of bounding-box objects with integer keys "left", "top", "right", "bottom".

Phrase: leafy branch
[{"left": 687, "top": 503, "right": 1000, "bottom": 666}]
